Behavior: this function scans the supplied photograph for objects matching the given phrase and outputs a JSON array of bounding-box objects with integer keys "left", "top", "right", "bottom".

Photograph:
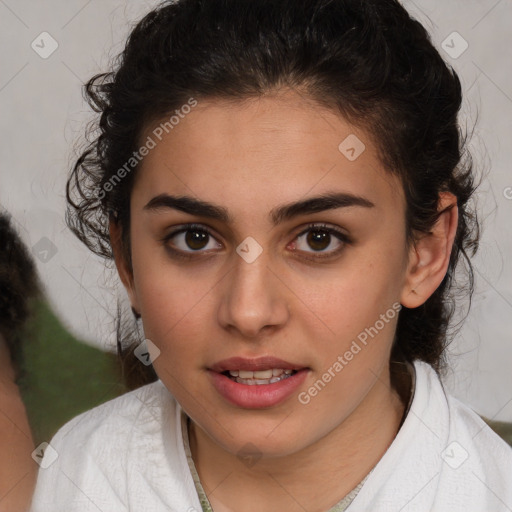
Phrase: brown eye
[
  {"left": 163, "top": 224, "right": 222, "bottom": 255},
  {"left": 292, "top": 223, "right": 350, "bottom": 259},
  {"left": 184, "top": 229, "right": 209, "bottom": 250},
  {"left": 306, "top": 230, "right": 331, "bottom": 251}
]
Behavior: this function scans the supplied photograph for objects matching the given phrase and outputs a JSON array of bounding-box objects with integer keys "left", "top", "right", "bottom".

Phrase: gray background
[{"left": 0, "top": 0, "right": 511, "bottom": 420}]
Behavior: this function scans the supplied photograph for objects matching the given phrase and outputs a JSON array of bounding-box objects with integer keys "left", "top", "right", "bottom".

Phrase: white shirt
[{"left": 30, "top": 361, "right": 512, "bottom": 511}]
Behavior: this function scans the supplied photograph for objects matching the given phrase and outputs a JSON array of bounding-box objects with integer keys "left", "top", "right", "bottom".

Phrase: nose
[{"left": 217, "top": 251, "right": 290, "bottom": 339}]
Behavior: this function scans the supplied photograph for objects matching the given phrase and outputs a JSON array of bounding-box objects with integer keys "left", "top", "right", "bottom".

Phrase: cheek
[
  {"left": 130, "top": 241, "right": 198, "bottom": 339},
  {"left": 136, "top": 273, "right": 206, "bottom": 346},
  {"left": 292, "top": 252, "right": 403, "bottom": 340},
  {"left": 136, "top": 278, "right": 209, "bottom": 387}
]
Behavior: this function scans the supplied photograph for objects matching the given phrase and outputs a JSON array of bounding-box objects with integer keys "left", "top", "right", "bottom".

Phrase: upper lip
[{"left": 209, "top": 356, "right": 307, "bottom": 373}]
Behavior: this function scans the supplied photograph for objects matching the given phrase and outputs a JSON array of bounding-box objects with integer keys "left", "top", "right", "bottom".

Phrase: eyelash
[{"left": 160, "top": 222, "right": 351, "bottom": 262}]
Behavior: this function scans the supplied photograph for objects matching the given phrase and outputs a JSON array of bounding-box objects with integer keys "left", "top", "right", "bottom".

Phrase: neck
[{"left": 188, "top": 363, "right": 409, "bottom": 512}]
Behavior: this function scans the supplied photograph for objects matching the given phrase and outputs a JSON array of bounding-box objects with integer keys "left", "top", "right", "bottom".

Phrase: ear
[
  {"left": 109, "top": 218, "right": 140, "bottom": 313},
  {"left": 400, "top": 192, "right": 458, "bottom": 308}
]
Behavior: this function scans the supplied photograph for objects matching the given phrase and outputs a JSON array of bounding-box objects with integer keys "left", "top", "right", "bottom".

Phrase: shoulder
[
  {"left": 349, "top": 361, "right": 512, "bottom": 512},
  {"left": 416, "top": 361, "right": 511, "bottom": 452},
  {"left": 415, "top": 360, "right": 512, "bottom": 460},
  {"left": 416, "top": 361, "right": 512, "bottom": 509},
  {"left": 49, "top": 379, "right": 173, "bottom": 452},
  {"left": 442, "top": 384, "right": 512, "bottom": 476},
  {"left": 30, "top": 380, "right": 182, "bottom": 511}
]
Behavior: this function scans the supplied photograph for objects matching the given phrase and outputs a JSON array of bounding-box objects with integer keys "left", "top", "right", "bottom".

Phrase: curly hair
[{"left": 66, "top": 0, "right": 479, "bottom": 388}]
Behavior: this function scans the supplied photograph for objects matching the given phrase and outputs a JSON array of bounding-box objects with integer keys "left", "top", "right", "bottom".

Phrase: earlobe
[
  {"left": 400, "top": 192, "right": 458, "bottom": 308},
  {"left": 109, "top": 218, "right": 140, "bottom": 312}
]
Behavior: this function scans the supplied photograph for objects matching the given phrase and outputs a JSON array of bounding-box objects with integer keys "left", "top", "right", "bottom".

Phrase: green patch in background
[
  {"left": 18, "top": 299, "right": 128, "bottom": 445},
  {"left": 483, "top": 419, "right": 512, "bottom": 448}
]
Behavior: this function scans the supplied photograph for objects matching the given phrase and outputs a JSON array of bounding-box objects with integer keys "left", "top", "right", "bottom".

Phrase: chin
[{"left": 208, "top": 415, "right": 316, "bottom": 459}]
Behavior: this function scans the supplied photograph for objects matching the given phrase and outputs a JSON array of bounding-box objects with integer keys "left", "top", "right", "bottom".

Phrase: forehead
[{"left": 134, "top": 90, "right": 403, "bottom": 216}]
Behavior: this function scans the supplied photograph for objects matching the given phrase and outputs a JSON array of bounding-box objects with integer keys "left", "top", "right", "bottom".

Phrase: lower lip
[{"left": 208, "top": 369, "right": 309, "bottom": 409}]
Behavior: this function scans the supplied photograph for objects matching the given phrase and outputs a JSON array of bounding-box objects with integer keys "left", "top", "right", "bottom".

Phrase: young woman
[{"left": 30, "top": 0, "right": 512, "bottom": 511}]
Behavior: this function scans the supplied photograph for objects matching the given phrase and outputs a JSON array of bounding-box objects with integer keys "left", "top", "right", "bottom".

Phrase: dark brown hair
[{"left": 66, "top": 0, "right": 479, "bottom": 388}]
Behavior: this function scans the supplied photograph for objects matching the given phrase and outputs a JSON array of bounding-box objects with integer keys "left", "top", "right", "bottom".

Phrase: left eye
[{"left": 292, "top": 224, "right": 349, "bottom": 255}]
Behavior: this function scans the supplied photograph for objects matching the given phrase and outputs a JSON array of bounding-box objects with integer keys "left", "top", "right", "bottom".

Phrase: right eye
[{"left": 161, "top": 223, "right": 222, "bottom": 259}]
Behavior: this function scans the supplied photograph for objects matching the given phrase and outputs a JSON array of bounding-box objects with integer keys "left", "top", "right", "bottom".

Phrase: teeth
[
  {"left": 229, "top": 369, "right": 292, "bottom": 379},
  {"left": 239, "top": 379, "right": 255, "bottom": 385},
  {"left": 253, "top": 369, "right": 273, "bottom": 379}
]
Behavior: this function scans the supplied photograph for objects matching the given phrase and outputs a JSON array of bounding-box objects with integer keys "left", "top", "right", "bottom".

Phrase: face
[{"left": 119, "top": 89, "right": 412, "bottom": 458}]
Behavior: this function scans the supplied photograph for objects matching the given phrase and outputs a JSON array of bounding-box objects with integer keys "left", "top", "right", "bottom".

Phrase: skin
[
  {"left": 111, "top": 88, "right": 458, "bottom": 512},
  {"left": 0, "top": 333, "right": 36, "bottom": 512}
]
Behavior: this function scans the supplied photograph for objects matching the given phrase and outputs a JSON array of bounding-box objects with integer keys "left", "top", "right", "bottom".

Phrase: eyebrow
[{"left": 143, "top": 191, "right": 375, "bottom": 226}]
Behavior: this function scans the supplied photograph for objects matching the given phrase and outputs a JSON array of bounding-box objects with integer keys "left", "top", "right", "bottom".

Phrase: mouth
[{"left": 208, "top": 356, "right": 309, "bottom": 408}]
